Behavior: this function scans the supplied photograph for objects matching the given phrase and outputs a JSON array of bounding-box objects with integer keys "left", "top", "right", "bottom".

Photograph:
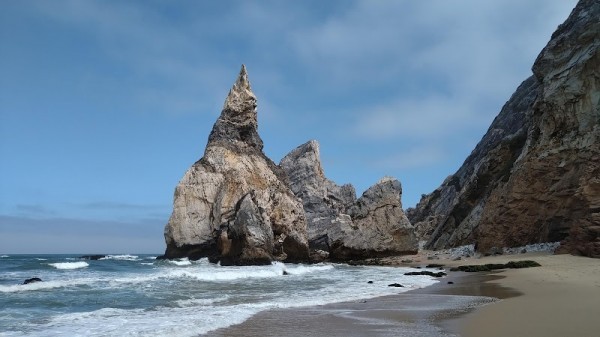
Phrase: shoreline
[
  {"left": 209, "top": 258, "right": 510, "bottom": 336},
  {"left": 209, "top": 252, "right": 600, "bottom": 336},
  {"left": 453, "top": 253, "right": 600, "bottom": 337}
]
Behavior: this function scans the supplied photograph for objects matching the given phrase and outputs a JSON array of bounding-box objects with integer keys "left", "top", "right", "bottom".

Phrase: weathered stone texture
[
  {"left": 163, "top": 65, "right": 309, "bottom": 264},
  {"left": 281, "top": 141, "right": 418, "bottom": 260},
  {"left": 408, "top": 0, "right": 600, "bottom": 257}
]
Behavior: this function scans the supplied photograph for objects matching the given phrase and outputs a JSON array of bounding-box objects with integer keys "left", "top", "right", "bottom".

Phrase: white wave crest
[
  {"left": 36, "top": 258, "right": 48, "bottom": 261},
  {"left": 49, "top": 261, "right": 89, "bottom": 270},
  {"left": 43, "top": 305, "right": 253, "bottom": 337},
  {"left": 282, "top": 263, "right": 334, "bottom": 275},
  {"left": 100, "top": 255, "right": 139, "bottom": 261},
  {"left": 0, "top": 278, "right": 93, "bottom": 293},
  {"left": 168, "top": 258, "right": 192, "bottom": 266},
  {"left": 0, "top": 255, "right": 9, "bottom": 258},
  {"left": 140, "top": 262, "right": 154, "bottom": 266},
  {"left": 175, "top": 296, "right": 229, "bottom": 308}
]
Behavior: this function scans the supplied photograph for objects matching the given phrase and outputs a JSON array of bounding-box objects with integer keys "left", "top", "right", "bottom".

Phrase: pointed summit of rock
[
  {"left": 223, "top": 64, "right": 256, "bottom": 112},
  {"left": 163, "top": 65, "right": 308, "bottom": 264},
  {"left": 280, "top": 140, "right": 417, "bottom": 259},
  {"left": 208, "top": 64, "right": 263, "bottom": 151}
]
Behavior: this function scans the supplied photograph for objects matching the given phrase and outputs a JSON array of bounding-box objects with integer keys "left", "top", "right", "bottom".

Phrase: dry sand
[{"left": 447, "top": 253, "right": 600, "bottom": 337}]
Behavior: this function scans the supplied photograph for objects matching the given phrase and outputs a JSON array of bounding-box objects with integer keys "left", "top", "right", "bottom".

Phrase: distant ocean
[{"left": 0, "top": 254, "right": 440, "bottom": 336}]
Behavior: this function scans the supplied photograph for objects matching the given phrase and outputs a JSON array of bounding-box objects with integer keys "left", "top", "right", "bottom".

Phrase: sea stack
[
  {"left": 408, "top": 0, "right": 600, "bottom": 257},
  {"left": 280, "top": 140, "right": 418, "bottom": 260},
  {"left": 163, "top": 65, "right": 309, "bottom": 265}
]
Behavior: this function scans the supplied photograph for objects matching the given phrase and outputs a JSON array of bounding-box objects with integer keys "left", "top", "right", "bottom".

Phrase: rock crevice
[
  {"left": 163, "top": 65, "right": 309, "bottom": 264},
  {"left": 408, "top": 0, "right": 600, "bottom": 258},
  {"left": 280, "top": 141, "right": 418, "bottom": 260}
]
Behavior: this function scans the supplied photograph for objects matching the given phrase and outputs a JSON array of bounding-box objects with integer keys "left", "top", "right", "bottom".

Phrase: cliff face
[
  {"left": 408, "top": 0, "right": 600, "bottom": 257},
  {"left": 163, "top": 65, "right": 309, "bottom": 264},
  {"left": 281, "top": 141, "right": 417, "bottom": 260}
]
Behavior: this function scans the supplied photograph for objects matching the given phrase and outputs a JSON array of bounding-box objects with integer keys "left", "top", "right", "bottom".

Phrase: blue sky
[{"left": 0, "top": 0, "right": 577, "bottom": 253}]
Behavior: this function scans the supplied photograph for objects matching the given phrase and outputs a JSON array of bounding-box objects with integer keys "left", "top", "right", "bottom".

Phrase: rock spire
[
  {"left": 208, "top": 64, "right": 263, "bottom": 151},
  {"left": 162, "top": 65, "right": 308, "bottom": 264},
  {"left": 280, "top": 140, "right": 418, "bottom": 260}
]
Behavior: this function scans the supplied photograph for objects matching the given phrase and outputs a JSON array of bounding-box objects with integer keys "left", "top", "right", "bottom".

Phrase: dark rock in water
[
  {"left": 450, "top": 260, "right": 541, "bottom": 272},
  {"left": 447, "top": 281, "right": 454, "bottom": 284},
  {"left": 367, "top": 280, "right": 374, "bottom": 284},
  {"left": 388, "top": 283, "right": 404, "bottom": 287},
  {"left": 404, "top": 271, "right": 447, "bottom": 278},
  {"left": 426, "top": 264, "right": 445, "bottom": 268},
  {"left": 23, "top": 277, "right": 42, "bottom": 285},
  {"left": 283, "top": 270, "right": 290, "bottom": 276},
  {"left": 407, "top": 0, "right": 600, "bottom": 258},
  {"left": 79, "top": 255, "right": 106, "bottom": 260}
]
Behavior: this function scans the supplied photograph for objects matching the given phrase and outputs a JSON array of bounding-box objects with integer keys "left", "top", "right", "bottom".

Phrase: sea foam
[
  {"left": 0, "top": 278, "right": 95, "bottom": 293},
  {"left": 100, "top": 254, "right": 139, "bottom": 261},
  {"left": 48, "top": 261, "right": 89, "bottom": 270},
  {"left": 167, "top": 258, "right": 192, "bottom": 266}
]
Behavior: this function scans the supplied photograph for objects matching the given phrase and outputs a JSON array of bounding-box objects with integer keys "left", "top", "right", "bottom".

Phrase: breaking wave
[
  {"left": 48, "top": 262, "right": 89, "bottom": 270},
  {"left": 99, "top": 255, "right": 139, "bottom": 261}
]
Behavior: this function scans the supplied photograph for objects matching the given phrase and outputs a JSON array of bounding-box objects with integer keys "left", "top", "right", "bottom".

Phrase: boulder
[
  {"left": 79, "top": 255, "right": 106, "bottom": 260},
  {"left": 330, "top": 178, "right": 418, "bottom": 259},
  {"left": 23, "top": 277, "right": 42, "bottom": 285},
  {"left": 388, "top": 283, "right": 404, "bottom": 287},
  {"left": 162, "top": 65, "right": 309, "bottom": 264}
]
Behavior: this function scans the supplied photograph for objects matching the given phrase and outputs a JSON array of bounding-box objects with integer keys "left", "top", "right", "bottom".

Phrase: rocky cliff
[
  {"left": 408, "top": 0, "right": 600, "bottom": 257},
  {"left": 281, "top": 141, "right": 417, "bottom": 260},
  {"left": 163, "top": 65, "right": 309, "bottom": 265}
]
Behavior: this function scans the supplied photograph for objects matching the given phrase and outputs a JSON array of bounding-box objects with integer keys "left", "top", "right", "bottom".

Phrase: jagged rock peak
[
  {"left": 223, "top": 64, "right": 256, "bottom": 112},
  {"left": 162, "top": 64, "right": 308, "bottom": 264},
  {"left": 208, "top": 64, "right": 263, "bottom": 150},
  {"left": 280, "top": 140, "right": 325, "bottom": 182},
  {"left": 377, "top": 176, "right": 397, "bottom": 185}
]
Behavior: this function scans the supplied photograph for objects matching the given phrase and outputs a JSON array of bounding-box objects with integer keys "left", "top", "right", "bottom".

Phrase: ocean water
[{"left": 0, "top": 254, "right": 441, "bottom": 336}]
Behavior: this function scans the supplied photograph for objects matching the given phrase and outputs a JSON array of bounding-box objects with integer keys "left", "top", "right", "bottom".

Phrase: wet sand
[
  {"left": 211, "top": 266, "right": 516, "bottom": 336},
  {"left": 208, "top": 252, "right": 600, "bottom": 336}
]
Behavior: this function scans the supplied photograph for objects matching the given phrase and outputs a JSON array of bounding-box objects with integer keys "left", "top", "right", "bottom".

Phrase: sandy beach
[
  {"left": 453, "top": 253, "right": 600, "bottom": 337},
  {"left": 211, "top": 252, "right": 600, "bottom": 336}
]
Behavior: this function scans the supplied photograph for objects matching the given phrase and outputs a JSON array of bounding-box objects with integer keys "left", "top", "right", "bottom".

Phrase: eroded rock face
[
  {"left": 407, "top": 76, "right": 540, "bottom": 249},
  {"left": 163, "top": 65, "right": 309, "bottom": 264},
  {"left": 408, "top": 0, "right": 600, "bottom": 257},
  {"left": 331, "top": 178, "right": 417, "bottom": 259},
  {"left": 280, "top": 141, "right": 418, "bottom": 259},
  {"left": 279, "top": 140, "right": 356, "bottom": 250}
]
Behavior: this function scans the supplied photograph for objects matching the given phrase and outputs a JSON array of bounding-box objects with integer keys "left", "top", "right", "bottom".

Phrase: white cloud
[
  {"left": 354, "top": 95, "right": 477, "bottom": 140},
  {"left": 290, "top": 0, "right": 578, "bottom": 144}
]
